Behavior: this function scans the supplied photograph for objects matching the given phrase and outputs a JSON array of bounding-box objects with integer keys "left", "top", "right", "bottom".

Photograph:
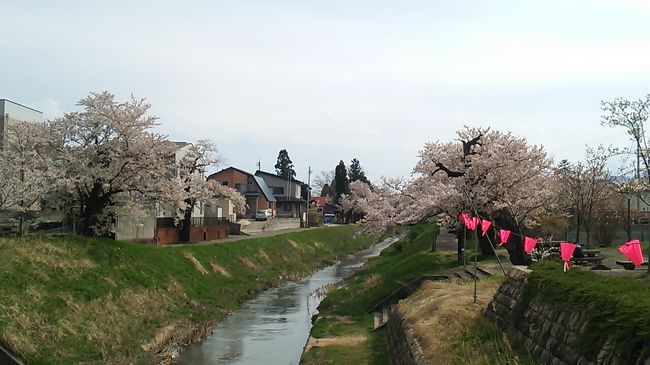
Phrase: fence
[{"left": 190, "top": 217, "right": 228, "bottom": 227}]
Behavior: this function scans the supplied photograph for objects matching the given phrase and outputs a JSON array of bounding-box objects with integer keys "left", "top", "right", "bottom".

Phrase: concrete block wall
[{"left": 385, "top": 308, "right": 427, "bottom": 365}]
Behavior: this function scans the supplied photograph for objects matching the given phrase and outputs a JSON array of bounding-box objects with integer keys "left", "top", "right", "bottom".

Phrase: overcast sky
[{"left": 2, "top": 0, "right": 649, "bottom": 182}]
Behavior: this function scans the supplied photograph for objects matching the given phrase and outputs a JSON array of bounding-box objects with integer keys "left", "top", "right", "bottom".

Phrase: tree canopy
[
  {"left": 333, "top": 160, "right": 349, "bottom": 201},
  {"left": 354, "top": 126, "right": 554, "bottom": 265},
  {"left": 274, "top": 149, "right": 296, "bottom": 178},
  {"left": 348, "top": 158, "right": 369, "bottom": 184}
]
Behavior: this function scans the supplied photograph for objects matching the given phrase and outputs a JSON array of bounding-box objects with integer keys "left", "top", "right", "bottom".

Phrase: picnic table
[
  {"left": 571, "top": 256, "right": 604, "bottom": 266},
  {"left": 582, "top": 249, "right": 601, "bottom": 257}
]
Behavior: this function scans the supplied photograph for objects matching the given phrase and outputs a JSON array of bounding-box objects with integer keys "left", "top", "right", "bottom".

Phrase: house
[
  {"left": 309, "top": 196, "right": 336, "bottom": 218},
  {"left": 0, "top": 99, "right": 43, "bottom": 148},
  {"left": 207, "top": 167, "right": 277, "bottom": 219},
  {"left": 115, "top": 142, "right": 231, "bottom": 243},
  {"left": 255, "top": 170, "right": 307, "bottom": 219}
]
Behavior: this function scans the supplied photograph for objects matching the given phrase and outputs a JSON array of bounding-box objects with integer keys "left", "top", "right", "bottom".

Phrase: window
[
  {"left": 273, "top": 187, "right": 285, "bottom": 195},
  {"left": 284, "top": 203, "right": 292, "bottom": 211},
  {"left": 235, "top": 183, "right": 242, "bottom": 191},
  {"left": 222, "top": 181, "right": 228, "bottom": 186}
]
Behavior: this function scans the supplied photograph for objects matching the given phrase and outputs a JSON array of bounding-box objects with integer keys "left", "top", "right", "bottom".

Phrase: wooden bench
[
  {"left": 582, "top": 249, "right": 601, "bottom": 257},
  {"left": 616, "top": 261, "right": 649, "bottom": 270},
  {"left": 571, "top": 256, "right": 604, "bottom": 266}
]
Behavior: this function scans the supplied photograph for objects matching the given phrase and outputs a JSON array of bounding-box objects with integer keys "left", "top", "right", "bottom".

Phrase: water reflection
[{"left": 179, "top": 236, "right": 399, "bottom": 365}]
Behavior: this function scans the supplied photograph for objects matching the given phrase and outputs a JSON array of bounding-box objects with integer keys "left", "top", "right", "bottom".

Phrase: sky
[{"left": 2, "top": 0, "right": 650, "bottom": 183}]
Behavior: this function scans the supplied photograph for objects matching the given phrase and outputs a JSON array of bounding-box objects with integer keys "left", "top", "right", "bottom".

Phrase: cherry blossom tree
[
  {"left": 0, "top": 120, "right": 56, "bottom": 235},
  {"left": 353, "top": 177, "right": 406, "bottom": 234},
  {"left": 159, "top": 140, "right": 245, "bottom": 241},
  {"left": 337, "top": 180, "right": 372, "bottom": 223},
  {"left": 357, "top": 126, "right": 554, "bottom": 265},
  {"left": 50, "top": 92, "right": 176, "bottom": 236}
]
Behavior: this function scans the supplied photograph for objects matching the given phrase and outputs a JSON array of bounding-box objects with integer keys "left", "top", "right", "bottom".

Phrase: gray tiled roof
[{"left": 254, "top": 176, "right": 277, "bottom": 202}]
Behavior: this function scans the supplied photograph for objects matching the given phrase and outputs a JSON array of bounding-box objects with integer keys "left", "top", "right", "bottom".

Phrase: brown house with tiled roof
[{"left": 207, "top": 167, "right": 276, "bottom": 218}]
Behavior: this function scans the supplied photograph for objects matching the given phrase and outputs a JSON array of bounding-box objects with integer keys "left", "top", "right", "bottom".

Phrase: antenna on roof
[{"left": 257, "top": 160, "right": 261, "bottom": 172}]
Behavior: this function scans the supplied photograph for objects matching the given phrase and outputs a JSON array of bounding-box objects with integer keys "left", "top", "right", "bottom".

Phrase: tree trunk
[
  {"left": 180, "top": 201, "right": 193, "bottom": 242},
  {"left": 478, "top": 226, "right": 496, "bottom": 258},
  {"left": 493, "top": 208, "right": 531, "bottom": 266},
  {"left": 575, "top": 211, "right": 581, "bottom": 244},
  {"left": 180, "top": 215, "right": 191, "bottom": 242},
  {"left": 456, "top": 227, "right": 465, "bottom": 264},
  {"left": 431, "top": 230, "right": 438, "bottom": 252},
  {"left": 504, "top": 235, "right": 530, "bottom": 265},
  {"left": 81, "top": 183, "right": 111, "bottom": 237}
]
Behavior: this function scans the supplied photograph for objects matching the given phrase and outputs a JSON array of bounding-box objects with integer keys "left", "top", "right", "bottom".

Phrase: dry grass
[
  {"left": 304, "top": 335, "right": 367, "bottom": 352},
  {"left": 287, "top": 239, "right": 304, "bottom": 252},
  {"left": 361, "top": 273, "right": 380, "bottom": 293},
  {"left": 1, "top": 287, "right": 179, "bottom": 362},
  {"left": 240, "top": 256, "right": 259, "bottom": 270},
  {"left": 209, "top": 261, "right": 231, "bottom": 277},
  {"left": 257, "top": 249, "right": 270, "bottom": 262},
  {"left": 11, "top": 239, "right": 96, "bottom": 272},
  {"left": 183, "top": 252, "right": 209, "bottom": 275},
  {"left": 398, "top": 280, "right": 500, "bottom": 363},
  {"left": 141, "top": 321, "right": 179, "bottom": 352}
]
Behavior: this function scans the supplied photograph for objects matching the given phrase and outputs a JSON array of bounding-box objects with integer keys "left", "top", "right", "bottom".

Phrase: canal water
[{"left": 178, "top": 235, "right": 399, "bottom": 365}]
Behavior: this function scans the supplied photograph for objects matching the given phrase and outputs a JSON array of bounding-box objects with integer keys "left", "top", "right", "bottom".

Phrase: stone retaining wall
[
  {"left": 485, "top": 266, "right": 650, "bottom": 365},
  {"left": 385, "top": 307, "right": 427, "bottom": 365}
]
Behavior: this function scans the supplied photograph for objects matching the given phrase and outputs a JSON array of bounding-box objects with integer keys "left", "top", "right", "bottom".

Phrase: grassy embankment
[
  {"left": 516, "top": 262, "right": 650, "bottom": 360},
  {"left": 0, "top": 226, "right": 375, "bottom": 365},
  {"left": 301, "top": 223, "right": 536, "bottom": 365}
]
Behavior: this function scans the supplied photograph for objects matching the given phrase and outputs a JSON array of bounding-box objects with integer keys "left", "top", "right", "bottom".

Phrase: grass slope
[{"left": 0, "top": 226, "right": 374, "bottom": 365}]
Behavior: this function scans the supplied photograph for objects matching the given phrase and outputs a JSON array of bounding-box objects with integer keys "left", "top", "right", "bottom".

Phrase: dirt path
[
  {"left": 303, "top": 335, "right": 367, "bottom": 352},
  {"left": 436, "top": 230, "right": 459, "bottom": 252}
]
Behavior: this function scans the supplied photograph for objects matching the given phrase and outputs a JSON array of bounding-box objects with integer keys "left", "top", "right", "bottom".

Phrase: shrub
[{"left": 308, "top": 211, "right": 323, "bottom": 227}]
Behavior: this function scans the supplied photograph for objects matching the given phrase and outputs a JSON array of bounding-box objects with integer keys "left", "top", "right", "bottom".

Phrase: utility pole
[
  {"left": 306, "top": 166, "right": 311, "bottom": 228},
  {"left": 637, "top": 147, "right": 641, "bottom": 210}
]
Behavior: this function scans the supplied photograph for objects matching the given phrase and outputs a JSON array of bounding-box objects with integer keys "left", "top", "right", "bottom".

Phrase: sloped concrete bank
[{"left": 485, "top": 267, "right": 650, "bottom": 365}]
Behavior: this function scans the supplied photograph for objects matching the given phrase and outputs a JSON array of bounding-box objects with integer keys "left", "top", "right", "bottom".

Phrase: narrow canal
[{"left": 178, "top": 235, "right": 399, "bottom": 365}]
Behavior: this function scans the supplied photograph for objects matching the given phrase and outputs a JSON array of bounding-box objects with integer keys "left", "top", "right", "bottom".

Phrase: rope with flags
[{"left": 458, "top": 211, "right": 646, "bottom": 272}]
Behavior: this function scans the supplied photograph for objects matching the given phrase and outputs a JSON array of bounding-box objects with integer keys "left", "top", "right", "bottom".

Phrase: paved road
[
  {"left": 435, "top": 231, "right": 459, "bottom": 252},
  {"left": 164, "top": 225, "right": 344, "bottom": 247}
]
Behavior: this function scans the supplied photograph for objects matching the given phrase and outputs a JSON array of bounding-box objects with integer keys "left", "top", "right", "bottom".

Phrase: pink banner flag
[
  {"left": 524, "top": 236, "right": 538, "bottom": 254},
  {"left": 498, "top": 229, "right": 510, "bottom": 246},
  {"left": 467, "top": 217, "right": 480, "bottom": 231},
  {"left": 465, "top": 215, "right": 472, "bottom": 230},
  {"left": 560, "top": 242, "right": 577, "bottom": 272},
  {"left": 459, "top": 212, "right": 469, "bottom": 226},
  {"left": 618, "top": 239, "right": 645, "bottom": 267},
  {"left": 480, "top": 219, "right": 492, "bottom": 236}
]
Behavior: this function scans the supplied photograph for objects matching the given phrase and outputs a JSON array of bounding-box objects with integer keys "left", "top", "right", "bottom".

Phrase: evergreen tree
[
  {"left": 301, "top": 182, "right": 310, "bottom": 200},
  {"left": 333, "top": 160, "right": 349, "bottom": 200},
  {"left": 320, "top": 183, "right": 332, "bottom": 197},
  {"left": 348, "top": 158, "right": 369, "bottom": 184},
  {"left": 274, "top": 149, "right": 296, "bottom": 178}
]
